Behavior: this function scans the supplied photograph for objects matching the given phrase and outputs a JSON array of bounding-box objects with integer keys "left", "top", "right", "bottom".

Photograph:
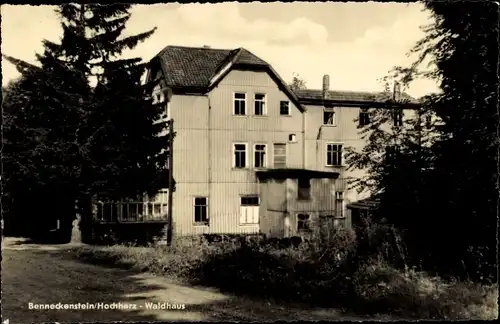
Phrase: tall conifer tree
[{"left": 3, "top": 4, "right": 170, "bottom": 241}]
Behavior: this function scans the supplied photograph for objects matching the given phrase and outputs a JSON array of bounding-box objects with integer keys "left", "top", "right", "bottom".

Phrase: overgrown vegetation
[
  {"left": 2, "top": 5, "right": 170, "bottom": 242},
  {"left": 72, "top": 225, "right": 498, "bottom": 320},
  {"left": 345, "top": 1, "right": 498, "bottom": 283}
]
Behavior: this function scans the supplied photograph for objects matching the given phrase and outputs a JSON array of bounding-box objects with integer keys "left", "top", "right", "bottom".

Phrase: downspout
[
  {"left": 208, "top": 95, "right": 212, "bottom": 227},
  {"left": 302, "top": 108, "right": 306, "bottom": 169},
  {"left": 316, "top": 126, "right": 322, "bottom": 170}
]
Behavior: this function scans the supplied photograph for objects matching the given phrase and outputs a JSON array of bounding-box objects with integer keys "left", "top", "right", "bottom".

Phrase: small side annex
[{"left": 256, "top": 168, "right": 347, "bottom": 239}]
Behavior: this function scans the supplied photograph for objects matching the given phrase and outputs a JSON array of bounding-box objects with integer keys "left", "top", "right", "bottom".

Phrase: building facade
[{"left": 93, "top": 45, "right": 420, "bottom": 241}]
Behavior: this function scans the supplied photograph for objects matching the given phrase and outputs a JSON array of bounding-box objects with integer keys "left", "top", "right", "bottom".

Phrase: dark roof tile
[
  {"left": 154, "top": 46, "right": 269, "bottom": 89},
  {"left": 157, "top": 46, "right": 232, "bottom": 88},
  {"left": 235, "top": 48, "right": 268, "bottom": 66}
]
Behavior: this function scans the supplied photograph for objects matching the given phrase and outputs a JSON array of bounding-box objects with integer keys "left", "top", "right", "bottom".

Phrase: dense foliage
[
  {"left": 2, "top": 4, "right": 170, "bottom": 241},
  {"left": 346, "top": 1, "right": 498, "bottom": 282},
  {"left": 288, "top": 72, "right": 307, "bottom": 91}
]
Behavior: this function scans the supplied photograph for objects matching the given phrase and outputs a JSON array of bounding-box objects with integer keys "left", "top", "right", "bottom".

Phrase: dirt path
[{"left": 2, "top": 238, "right": 378, "bottom": 323}]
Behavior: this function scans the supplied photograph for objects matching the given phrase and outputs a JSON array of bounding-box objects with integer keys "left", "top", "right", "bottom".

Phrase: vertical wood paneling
[{"left": 166, "top": 66, "right": 416, "bottom": 237}]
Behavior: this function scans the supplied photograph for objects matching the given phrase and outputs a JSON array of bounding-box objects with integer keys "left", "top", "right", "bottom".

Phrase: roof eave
[
  {"left": 299, "top": 98, "right": 421, "bottom": 109},
  {"left": 256, "top": 168, "right": 339, "bottom": 180},
  {"left": 170, "top": 86, "right": 209, "bottom": 95}
]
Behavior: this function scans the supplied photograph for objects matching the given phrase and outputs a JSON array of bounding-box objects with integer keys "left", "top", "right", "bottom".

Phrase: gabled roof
[
  {"left": 150, "top": 45, "right": 304, "bottom": 111},
  {"left": 154, "top": 46, "right": 231, "bottom": 88},
  {"left": 149, "top": 45, "right": 419, "bottom": 110}
]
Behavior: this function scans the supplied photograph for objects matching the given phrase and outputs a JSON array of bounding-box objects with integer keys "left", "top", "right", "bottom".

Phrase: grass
[{"left": 71, "top": 231, "right": 498, "bottom": 321}]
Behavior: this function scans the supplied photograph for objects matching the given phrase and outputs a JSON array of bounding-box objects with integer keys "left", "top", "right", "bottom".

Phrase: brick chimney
[
  {"left": 322, "top": 74, "right": 330, "bottom": 99},
  {"left": 393, "top": 81, "right": 401, "bottom": 102}
]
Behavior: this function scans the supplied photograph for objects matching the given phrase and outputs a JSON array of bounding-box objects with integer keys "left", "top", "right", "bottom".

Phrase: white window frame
[
  {"left": 326, "top": 143, "right": 343, "bottom": 167},
  {"left": 323, "top": 107, "right": 336, "bottom": 126},
  {"left": 273, "top": 143, "right": 287, "bottom": 168},
  {"left": 254, "top": 93, "right": 267, "bottom": 116},
  {"left": 335, "top": 191, "right": 345, "bottom": 218},
  {"left": 233, "top": 92, "right": 247, "bottom": 116},
  {"left": 253, "top": 143, "right": 267, "bottom": 169},
  {"left": 240, "top": 195, "right": 260, "bottom": 225},
  {"left": 233, "top": 142, "right": 248, "bottom": 169},
  {"left": 193, "top": 196, "right": 209, "bottom": 225},
  {"left": 279, "top": 100, "right": 291, "bottom": 116}
]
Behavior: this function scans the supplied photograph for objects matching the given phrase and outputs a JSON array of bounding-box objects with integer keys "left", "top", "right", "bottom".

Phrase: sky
[{"left": 1, "top": 2, "right": 439, "bottom": 98}]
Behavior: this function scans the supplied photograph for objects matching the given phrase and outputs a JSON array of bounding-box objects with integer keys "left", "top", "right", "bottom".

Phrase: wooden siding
[
  {"left": 169, "top": 69, "right": 304, "bottom": 236},
  {"left": 259, "top": 178, "right": 344, "bottom": 238},
  {"left": 152, "top": 62, "right": 418, "bottom": 237},
  {"left": 304, "top": 104, "right": 415, "bottom": 208}
]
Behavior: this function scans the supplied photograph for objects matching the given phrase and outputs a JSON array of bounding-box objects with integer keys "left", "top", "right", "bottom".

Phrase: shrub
[
  {"left": 71, "top": 226, "right": 498, "bottom": 320},
  {"left": 352, "top": 260, "right": 499, "bottom": 319}
]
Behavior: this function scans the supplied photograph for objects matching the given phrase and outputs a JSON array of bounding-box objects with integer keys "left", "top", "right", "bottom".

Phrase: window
[
  {"left": 288, "top": 134, "right": 297, "bottom": 143},
  {"left": 359, "top": 108, "right": 370, "bottom": 126},
  {"left": 326, "top": 143, "right": 343, "bottom": 166},
  {"left": 393, "top": 109, "right": 403, "bottom": 126},
  {"left": 297, "top": 178, "right": 311, "bottom": 200},
  {"left": 233, "top": 143, "right": 247, "bottom": 169},
  {"left": 254, "top": 144, "right": 267, "bottom": 168},
  {"left": 152, "top": 190, "right": 168, "bottom": 203},
  {"left": 194, "top": 197, "right": 208, "bottom": 224},
  {"left": 335, "top": 192, "right": 344, "bottom": 218},
  {"left": 234, "top": 92, "right": 246, "bottom": 115},
  {"left": 323, "top": 107, "right": 336, "bottom": 126},
  {"left": 280, "top": 101, "right": 290, "bottom": 115},
  {"left": 297, "top": 214, "right": 311, "bottom": 232},
  {"left": 273, "top": 143, "right": 287, "bottom": 168},
  {"left": 147, "top": 190, "right": 169, "bottom": 220},
  {"left": 240, "top": 196, "right": 259, "bottom": 224},
  {"left": 254, "top": 93, "right": 266, "bottom": 115}
]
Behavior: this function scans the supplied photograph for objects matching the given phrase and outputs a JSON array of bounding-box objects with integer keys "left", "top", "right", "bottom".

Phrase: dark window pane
[
  {"left": 324, "top": 111, "right": 335, "bottom": 124},
  {"left": 280, "top": 101, "right": 290, "bottom": 115},
  {"left": 298, "top": 178, "right": 310, "bottom": 189},
  {"left": 195, "top": 197, "right": 207, "bottom": 206}
]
